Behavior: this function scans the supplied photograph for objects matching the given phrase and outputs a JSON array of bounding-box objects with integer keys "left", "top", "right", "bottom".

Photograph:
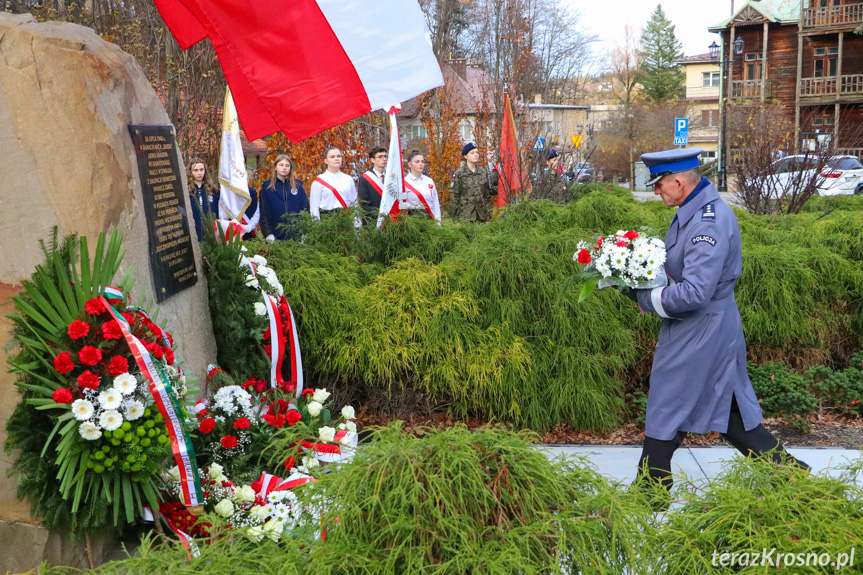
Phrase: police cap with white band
[{"left": 641, "top": 148, "right": 703, "bottom": 186}]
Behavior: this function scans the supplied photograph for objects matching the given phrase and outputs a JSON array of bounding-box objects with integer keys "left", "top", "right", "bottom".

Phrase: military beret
[
  {"left": 641, "top": 148, "right": 703, "bottom": 185},
  {"left": 546, "top": 149, "right": 560, "bottom": 160},
  {"left": 461, "top": 142, "right": 477, "bottom": 156}
]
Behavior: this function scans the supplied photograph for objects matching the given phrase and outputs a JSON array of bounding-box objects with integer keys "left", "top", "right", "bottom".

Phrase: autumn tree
[{"left": 638, "top": 4, "right": 684, "bottom": 102}]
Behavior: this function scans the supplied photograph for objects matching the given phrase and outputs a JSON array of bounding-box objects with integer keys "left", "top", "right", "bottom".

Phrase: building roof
[
  {"left": 400, "top": 59, "right": 495, "bottom": 118},
  {"left": 709, "top": 0, "right": 800, "bottom": 30},
  {"left": 675, "top": 52, "right": 717, "bottom": 65},
  {"left": 239, "top": 130, "right": 268, "bottom": 156}
]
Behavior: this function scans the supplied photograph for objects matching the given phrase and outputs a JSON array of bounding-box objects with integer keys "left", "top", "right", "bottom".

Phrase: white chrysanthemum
[
  {"left": 245, "top": 274, "right": 259, "bottom": 289},
  {"left": 71, "top": 399, "right": 95, "bottom": 421},
  {"left": 254, "top": 302, "right": 267, "bottom": 316},
  {"left": 99, "top": 409, "right": 123, "bottom": 431},
  {"left": 125, "top": 400, "right": 145, "bottom": 421},
  {"left": 318, "top": 426, "right": 336, "bottom": 443},
  {"left": 251, "top": 255, "right": 268, "bottom": 267},
  {"left": 311, "top": 388, "right": 330, "bottom": 403},
  {"left": 643, "top": 267, "right": 657, "bottom": 279},
  {"left": 79, "top": 421, "right": 102, "bottom": 441},
  {"left": 113, "top": 373, "right": 137, "bottom": 395},
  {"left": 610, "top": 248, "right": 628, "bottom": 271},
  {"left": 98, "top": 388, "right": 123, "bottom": 410},
  {"left": 632, "top": 248, "right": 648, "bottom": 262},
  {"left": 276, "top": 283, "right": 284, "bottom": 297}
]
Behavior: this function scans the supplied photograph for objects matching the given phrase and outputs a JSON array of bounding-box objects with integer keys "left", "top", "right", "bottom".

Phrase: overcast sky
[{"left": 570, "top": 0, "right": 740, "bottom": 63}]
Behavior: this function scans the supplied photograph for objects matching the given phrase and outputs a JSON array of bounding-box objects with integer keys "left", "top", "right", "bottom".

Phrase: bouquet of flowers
[
  {"left": 5, "top": 231, "right": 200, "bottom": 535},
  {"left": 573, "top": 229, "right": 668, "bottom": 302},
  {"left": 163, "top": 461, "right": 322, "bottom": 544}
]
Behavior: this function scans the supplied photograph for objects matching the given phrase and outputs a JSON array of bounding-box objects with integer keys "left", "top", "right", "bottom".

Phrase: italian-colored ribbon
[{"left": 100, "top": 294, "right": 203, "bottom": 510}]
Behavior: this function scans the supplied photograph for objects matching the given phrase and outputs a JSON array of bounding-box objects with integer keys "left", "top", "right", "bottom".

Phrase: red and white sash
[
  {"left": 314, "top": 177, "right": 348, "bottom": 209},
  {"left": 403, "top": 178, "right": 434, "bottom": 219},
  {"left": 360, "top": 172, "right": 383, "bottom": 197}
]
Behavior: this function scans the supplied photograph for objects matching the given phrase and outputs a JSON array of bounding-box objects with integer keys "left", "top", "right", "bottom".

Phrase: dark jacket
[
  {"left": 357, "top": 169, "right": 384, "bottom": 215},
  {"left": 243, "top": 187, "right": 259, "bottom": 241},
  {"left": 259, "top": 177, "right": 308, "bottom": 240},
  {"left": 191, "top": 183, "right": 219, "bottom": 241}
]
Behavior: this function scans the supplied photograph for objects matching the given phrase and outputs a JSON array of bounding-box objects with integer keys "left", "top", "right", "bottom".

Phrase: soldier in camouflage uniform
[
  {"left": 451, "top": 142, "right": 496, "bottom": 222},
  {"left": 531, "top": 149, "right": 568, "bottom": 203}
]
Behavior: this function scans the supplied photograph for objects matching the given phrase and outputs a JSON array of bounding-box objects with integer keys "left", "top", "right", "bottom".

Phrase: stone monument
[{"left": 0, "top": 12, "right": 218, "bottom": 571}]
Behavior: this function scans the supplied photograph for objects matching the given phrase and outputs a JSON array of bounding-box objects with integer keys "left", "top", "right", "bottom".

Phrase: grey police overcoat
[{"left": 635, "top": 178, "right": 763, "bottom": 441}]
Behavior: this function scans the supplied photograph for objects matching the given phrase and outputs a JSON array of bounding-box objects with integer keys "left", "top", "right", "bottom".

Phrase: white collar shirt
[
  {"left": 309, "top": 171, "right": 359, "bottom": 226},
  {"left": 403, "top": 172, "right": 442, "bottom": 224}
]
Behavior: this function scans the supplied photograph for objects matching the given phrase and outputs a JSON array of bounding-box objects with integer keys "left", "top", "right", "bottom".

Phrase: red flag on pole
[
  {"left": 498, "top": 92, "right": 526, "bottom": 207},
  {"left": 153, "top": 0, "right": 443, "bottom": 142}
]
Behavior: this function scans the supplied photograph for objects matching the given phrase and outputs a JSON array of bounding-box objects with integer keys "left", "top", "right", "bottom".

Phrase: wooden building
[{"left": 710, "top": 0, "right": 863, "bottom": 158}]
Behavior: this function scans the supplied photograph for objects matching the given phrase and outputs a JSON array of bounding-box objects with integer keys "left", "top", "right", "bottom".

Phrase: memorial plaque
[{"left": 129, "top": 125, "right": 198, "bottom": 302}]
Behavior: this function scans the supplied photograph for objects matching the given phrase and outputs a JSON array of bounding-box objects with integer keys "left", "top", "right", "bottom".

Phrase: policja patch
[{"left": 692, "top": 235, "right": 716, "bottom": 246}]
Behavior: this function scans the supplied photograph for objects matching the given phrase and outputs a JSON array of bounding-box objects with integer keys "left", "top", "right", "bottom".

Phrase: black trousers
[{"left": 636, "top": 395, "right": 810, "bottom": 491}]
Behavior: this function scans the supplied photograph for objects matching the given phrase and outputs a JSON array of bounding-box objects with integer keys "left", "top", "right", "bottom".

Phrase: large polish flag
[{"left": 154, "top": 0, "right": 444, "bottom": 142}]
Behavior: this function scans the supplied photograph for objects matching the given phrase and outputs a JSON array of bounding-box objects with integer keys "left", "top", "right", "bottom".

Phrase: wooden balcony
[
  {"left": 730, "top": 79, "right": 772, "bottom": 100},
  {"left": 799, "top": 74, "right": 863, "bottom": 102},
  {"left": 802, "top": 2, "right": 863, "bottom": 29}
]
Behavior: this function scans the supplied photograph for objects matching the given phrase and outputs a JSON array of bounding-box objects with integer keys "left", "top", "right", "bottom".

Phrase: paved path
[{"left": 540, "top": 445, "right": 863, "bottom": 487}]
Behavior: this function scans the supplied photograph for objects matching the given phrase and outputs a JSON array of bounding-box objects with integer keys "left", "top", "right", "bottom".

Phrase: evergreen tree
[{"left": 638, "top": 4, "right": 685, "bottom": 102}]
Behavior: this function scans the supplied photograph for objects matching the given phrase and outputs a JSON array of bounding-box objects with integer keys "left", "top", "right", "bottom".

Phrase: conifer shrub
[
  {"left": 748, "top": 362, "right": 818, "bottom": 428},
  {"left": 567, "top": 182, "right": 632, "bottom": 203},
  {"left": 656, "top": 457, "right": 863, "bottom": 574},
  {"left": 300, "top": 424, "right": 655, "bottom": 575}
]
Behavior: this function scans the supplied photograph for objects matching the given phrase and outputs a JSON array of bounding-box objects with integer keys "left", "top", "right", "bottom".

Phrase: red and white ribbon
[{"left": 300, "top": 430, "right": 358, "bottom": 464}]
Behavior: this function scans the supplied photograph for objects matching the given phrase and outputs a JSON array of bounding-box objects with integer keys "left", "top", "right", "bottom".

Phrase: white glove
[{"left": 265, "top": 234, "right": 275, "bottom": 243}]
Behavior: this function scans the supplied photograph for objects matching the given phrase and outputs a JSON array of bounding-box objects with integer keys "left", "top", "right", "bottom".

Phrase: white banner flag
[
  {"left": 377, "top": 106, "right": 405, "bottom": 228},
  {"left": 218, "top": 88, "right": 251, "bottom": 224}
]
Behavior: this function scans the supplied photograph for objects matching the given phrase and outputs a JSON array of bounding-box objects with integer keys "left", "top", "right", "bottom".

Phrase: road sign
[
  {"left": 673, "top": 118, "right": 689, "bottom": 146},
  {"left": 571, "top": 135, "right": 583, "bottom": 148},
  {"left": 534, "top": 137, "right": 545, "bottom": 151}
]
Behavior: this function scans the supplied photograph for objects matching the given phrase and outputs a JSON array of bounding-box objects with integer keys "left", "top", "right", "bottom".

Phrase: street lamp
[{"left": 710, "top": 36, "right": 745, "bottom": 191}]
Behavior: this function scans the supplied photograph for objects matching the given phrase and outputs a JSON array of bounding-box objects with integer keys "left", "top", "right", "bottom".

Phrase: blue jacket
[
  {"left": 260, "top": 178, "right": 308, "bottom": 240},
  {"left": 191, "top": 183, "right": 219, "bottom": 241},
  {"left": 635, "top": 178, "right": 763, "bottom": 440}
]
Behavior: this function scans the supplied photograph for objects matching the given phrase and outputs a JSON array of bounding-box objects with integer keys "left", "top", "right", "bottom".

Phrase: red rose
[
  {"left": 78, "top": 346, "right": 103, "bottom": 366},
  {"left": 233, "top": 417, "right": 251, "bottom": 429},
  {"left": 220, "top": 435, "right": 238, "bottom": 449},
  {"left": 52, "top": 388, "right": 74, "bottom": 404},
  {"left": 283, "top": 456, "right": 296, "bottom": 471},
  {"left": 199, "top": 418, "right": 217, "bottom": 434},
  {"left": 53, "top": 352, "right": 75, "bottom": 375},
  {"left": 102, "top": 320, "right": 123, "bottom": 340},
  {"left": 67, "top": 319, "right": 90, "bottom": 340},
  {"left": 615, "top": 241, "right": 628, "bottom": 247},
  {"left": 301, "top": 389, "right": 315, "bottom": 398},
  {"left": 163, "top": 348, "right": 175, "bottom": 365},
  {"left": 624, "top": 230, "right": 639, "bottom": 240},
  {"left": 84, "top": 298, "right": 105, "bottom": 315},
  {"left": 253, "top": 379, "right": 267, "bottom": 394},
  {"left": 108, "top": 355, "right": 129, "bottom": 377},
  {"left": 576, "top": 249, "right": 592, "bottom": 265},
  {"left": 278, "top": 380, "right": 296, "bottom": 394},
  {"left": 286, "top": 410, "right": 302, "bottom": 426},
  {"left": 77, "top": 370, "right": 100, "bottom": 390}
]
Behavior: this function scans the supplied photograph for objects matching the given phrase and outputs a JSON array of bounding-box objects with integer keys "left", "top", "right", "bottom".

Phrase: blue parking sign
[{"left": 673, "top": 118, "right": 689, "bottom": 146}]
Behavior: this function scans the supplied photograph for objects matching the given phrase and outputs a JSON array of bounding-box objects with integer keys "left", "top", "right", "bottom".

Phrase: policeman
[
  {"left": 629, "top": 148, "right": 808, "bottom": 495},
  {"left": 451, "top": 142, "right": 496, "bottom": 222}
]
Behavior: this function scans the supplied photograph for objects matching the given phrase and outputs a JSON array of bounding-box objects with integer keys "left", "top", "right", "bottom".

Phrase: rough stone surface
[{"left": 0, "top": 13, "right": 217, "bottom": 571}]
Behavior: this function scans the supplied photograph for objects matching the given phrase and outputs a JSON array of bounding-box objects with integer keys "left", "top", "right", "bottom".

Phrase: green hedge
[{"left": 205, "top": 187, "right": 863, "bottom": 431}]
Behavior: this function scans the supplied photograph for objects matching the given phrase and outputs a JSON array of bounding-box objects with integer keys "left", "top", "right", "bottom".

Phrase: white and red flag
[
  {"left": 377, "top": 107, "right": 405, "bottom": 228},
  {"left": 153, "top": 0, "right": 443, "bottom": 142}
]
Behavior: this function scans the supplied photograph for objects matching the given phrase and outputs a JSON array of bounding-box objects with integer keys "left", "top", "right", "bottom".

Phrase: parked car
[
  {"left": 574, "top": 162, "right": 594, "bottom": 184},
  {"left": 762, "top": 154, "right": 863, "bottom": 196}
]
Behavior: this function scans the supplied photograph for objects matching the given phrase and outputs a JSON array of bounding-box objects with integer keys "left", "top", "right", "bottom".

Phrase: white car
[{"left": 769, "top": 154, "right": 863, "bottom": 196}]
